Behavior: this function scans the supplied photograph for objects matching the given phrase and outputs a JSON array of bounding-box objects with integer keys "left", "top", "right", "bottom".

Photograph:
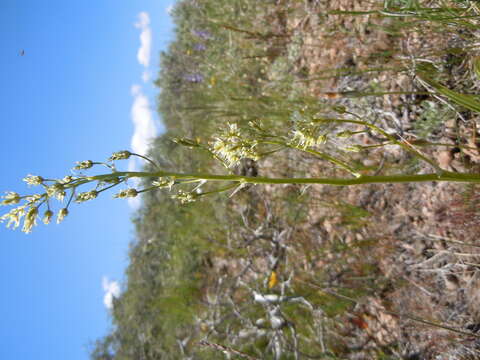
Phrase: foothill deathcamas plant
[{"left": 2, "top": 105, "right": 480, "bottom": 234}]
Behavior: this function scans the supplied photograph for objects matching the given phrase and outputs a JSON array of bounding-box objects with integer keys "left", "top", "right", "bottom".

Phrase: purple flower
[
  {"left": 193, "top": 43, "right": 207, "bottom": 51},
  {"left": 184, "top": 73, "right": 204, "bottom": 83},
  {"left": 192, "top": 29, "right": 212, "bottom": 40}
]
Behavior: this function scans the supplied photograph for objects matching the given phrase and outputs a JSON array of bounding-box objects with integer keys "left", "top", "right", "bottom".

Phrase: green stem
[
  {"left": 86, "top": 170, "right": 480, "bottom": 186},
  {"left": 130, "top": 153, "right": 160, "bottom": 169}
]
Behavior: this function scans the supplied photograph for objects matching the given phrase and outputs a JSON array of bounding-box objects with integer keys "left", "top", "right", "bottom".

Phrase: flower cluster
[
  {"left": 23, "top": 175, "right": 43, "bottom": 186},
  {"left": 290, "top": 129, "right": 327, "bottom": 149},
  {"left": 210, "top": 123, "right": 260, "bottom": 167},
  {"left": 74, "top": 160, "right": 93, "bottom": 170},
  {"left": 289, "top": 111, "right": 329, "bottom": 149},
  {"left": 57, "top": 208, "right": 68, "bottom": 224},
  {"left": 172, "top": 190, "right": 196, "bottom": 204},
  {"left": 42, "top": 210, "right": 53, "bottom": 225},
  {"left": 114, "top": 188, "right": 138, "bottom": 199},
  {"left": 75, "top": 190, "right": 98, "bottom": 203},
  {"left": 191, "top": 29, "right": 212, "bottom": 40},
  {"left": 109, "top": 151, "right": 131, "bottom": 161},
  {"left": 152, "top": 178, "right": 175, "bottom": 190},
  {"left": 1, "top": 205, "right": 26, "bottom": 229},
  {"left": 22, "top": 207, "right": 38, "bottom": 234},
  {"left": 0, "top": 192, "right": 20, "bottom": 206},
  {"left": 184, "top": 73, "right": 204, "bottom": 83},
  {"left": 1, "top": 150, "right": 162, "bottom": 233},
  {"left": 61, "top": 176, "right": 74, "bottom": 184},
  {"left": 46, "top": 183, "right": 66, "bottom": 201}
]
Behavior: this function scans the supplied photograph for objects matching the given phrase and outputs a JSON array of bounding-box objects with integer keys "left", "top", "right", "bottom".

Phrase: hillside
[{"left": 90, "top": 1, "right": 480, "bottom": 359}]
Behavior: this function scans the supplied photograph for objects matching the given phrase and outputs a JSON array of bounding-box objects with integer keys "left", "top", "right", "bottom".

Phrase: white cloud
[
  {"left": 135, "top": 11, "right": 150, "bottom": 28},
  {"left": 130, "top": 84, "right": 157, "bottom": 156},
  {"left": 141, "top": 70, "right": 151, "bottom": 83},
  {"left": 128, "top": 85, "right": 157, "bottom": 210},
  {"left": 135, "top": 12, "right": 152, "bottom": 67},
  {"left": 166, "top": 4, "right": 175, "bottom": 15},
  {"left": 102, "top": 277, "right": 120, "bottom": 310}
]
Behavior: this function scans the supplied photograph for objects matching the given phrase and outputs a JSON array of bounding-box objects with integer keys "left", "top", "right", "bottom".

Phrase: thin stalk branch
[
  {"left": 85, "top": 170, "right": 480, "bottom": 186},
  {"left": 130, "top": 152, "right": 160, "bottom": 169}
]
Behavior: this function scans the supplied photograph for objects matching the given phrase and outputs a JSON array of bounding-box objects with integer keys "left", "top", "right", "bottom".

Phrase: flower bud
[
  {"left": 75, "top": 190, "right": 98, "bottom": 203},
  {"left": 172, "top": 138, "right": 199, "bottom": 148},
  {"left": 47, "top": 183, "right": 64, "bottom": 198},
  {"left": 22, "top": 207, "right": 38, "bottom": 234},
  {"left": 172, "top": 190, "right": 196, "bottom": 204},
  {"left": 57, "top": 208, "right": 69, "bottom": 224},
  {"left": 23, "top": 175, "right": 43, "bottom": 186},
  {"left": 61, "top": 176, "right": 74, "bottom": 184},
  {"left": 114, "top": 188, "right": 138, "bottom": 198},
  {"left": 74, "top": 160, "right": 93, "bottom": 170},
  {"left": 152, "top": 178, "right": 175, "bottom": 190},
  {"left": 47, "top": 183, "right": 66, "bottom": 201},
  {"left": 1, "top": 192, "right": 20, "bottom": 206},
  {"left": 42, "top": 210, "right": 53, "bottom": 225},
  {"left": 336, "top": 130, "right": 355, "bottom": 138},
  {"left": 109, "top": 151, "right": 131, "bottom": 161},
  {"left": 0, "top": 206, "right": 26, "bottom": 229},
  {"left": 333, "top": 105, "right": 347, "bottom": 114},
  {"left": 26, "top": 194, "right": 42, "bottom": 204}
]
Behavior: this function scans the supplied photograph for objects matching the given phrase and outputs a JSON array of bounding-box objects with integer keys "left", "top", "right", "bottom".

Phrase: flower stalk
[{"left": 2, "top": 113, "right": 480, "bottom": 234}]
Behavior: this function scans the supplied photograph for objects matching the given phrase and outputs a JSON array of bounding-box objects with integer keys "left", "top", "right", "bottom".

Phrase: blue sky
[{"left": 0, "top": 1, "right": 174, "bottom": 359}]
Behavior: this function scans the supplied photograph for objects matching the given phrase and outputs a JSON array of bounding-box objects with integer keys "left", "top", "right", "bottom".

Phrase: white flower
[
  {"left": 0, "top": 192, "right": 20, "bottom": 206},
  {"left": 42, "top": 210, "right": 53, "bottom": 225},
  {"left": 47, "top": 183, "right": 66, "bottom": 201},
  {"left": 23, "top": 175, "right": 43, "bottom": 186},
  {"left": 22, "top": 207, "right": 38, "bottom": 234},
  {"left": 26, "top": 194, "right": 42, "bottom": 205},
  {"left": 61, "top": 176, "right": 74, "bottom": 184},
  {"left": 75, "top": 190, "right": 98, "bottom": 203},
  {"left": 210, "top": 123, "right": 260, "bottom": 167},
  {"left": 0, "top": 206, "right": 26, "bottom": 229},
  {"left": 57, "top": 208, "right": 68, "bottom": 224},
  {"left": 114, "top": 188, "right": 138, "bottom": 198},
  {"left": 152, "top": 178, "right": 175, "bottom": 190},
  {"left": 291, "top": 129, "right": 327, "bottom": 149},
  {"left": 172, "top": 190, "right": 196, "bottom": 204}
]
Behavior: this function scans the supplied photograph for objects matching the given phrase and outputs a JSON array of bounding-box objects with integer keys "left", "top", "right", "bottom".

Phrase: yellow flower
[{"left": 268, "top": 271, "right": 278, "bottom": 289}]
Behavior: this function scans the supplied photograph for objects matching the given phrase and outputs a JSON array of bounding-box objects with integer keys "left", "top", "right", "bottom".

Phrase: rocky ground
[{"left": 199, "top": 1, "right": 480, "bottom": 359}]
